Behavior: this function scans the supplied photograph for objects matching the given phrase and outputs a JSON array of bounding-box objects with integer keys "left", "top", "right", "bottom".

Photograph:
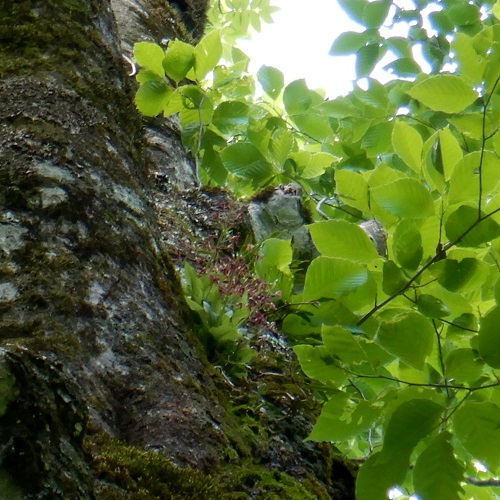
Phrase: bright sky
[{"left": 238, "top": 0, "right": 363, "bottom": 98}]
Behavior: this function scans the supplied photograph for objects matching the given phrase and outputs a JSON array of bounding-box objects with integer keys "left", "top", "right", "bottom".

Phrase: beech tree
[
  {"left": 0, "top": 1, "right": 354, "bottom": 498},
  {"left": 3, "top": 0, "right": 500, "bottom": 499}
]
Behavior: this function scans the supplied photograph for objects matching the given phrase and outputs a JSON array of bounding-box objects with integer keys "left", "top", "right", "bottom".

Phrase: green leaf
[
  {"left": 308, "top": 393, "right": 379, "bottom": 441},
  {"left": 391, "top": 121, "right": 423, "bottom": 172},
  {"left": 356, "top": 452, "right": 407, "bottom": 500},
  {"left": 322, "top": 325, "right": 368, "bottom": 364},
  {"left": 256, "top": 238, "right": 293, "bottom": 276},
  {"left": 283, "top": 79, "right": 313, "bottom": 115},
  {"left": 329, "top": 31, "right": 369, "bottom": 55},
  {"left": 362, "top": 0, "right": 391, "bottom": 29},
  {"left": 448, "top": 3, "right": 480, "bottom": 27},
  {"left": 257, "top": 65, "right": 284, "bottom": 99},
  {"left": 453, "top": 401, "right": 500, "bottom": 470},
  {"left": 413, "top": 432, "right": 465, "bottom": 500},
  {"left": 220, "top": 143, "right": 272, "bottom": 183},
  {"left": 255, "top": 238, "right": 293, "bottom": 298},
  {"left": 371, "top": 178, "right": 434, "bottom": 218},
  {"left": 478, "top": 306, "right": 500, "bottom": 369},
  {"left": 382, "top": 399, "right": 443, "bottom": 462},
  {"left": 335, "top": 170, "right": 370, "bottom": 212},
  {"left": 133, "top": 42, "right": 165, "bottom": 77},
  {"left": 303, "top": 257, "right": 368, "bottom": 301},
  {"left": 291, "top": 151, "right": 336, "bottom": 179},
  {"left": 436, "top": 127, "right": 463, "bottom": 180},
  {"left": 445, "top": 348, "right": 483, "bottom": 383},
  {"left": 356, "top": 43, "right": 381, "bottom": 78},
  {"left": 445, "top": 205, "right": 500, "bottom": 247},
  {"left": 337, "top": 0, "right": 366, "bottom": 25},
  {"left": 417, "top": 294, "right": 450, "bottom": 318},
  {"left": 291, "top": 112, "right": 333, "bottom": 141},
  {"left": 195, "top": 30, "right": 223, "bottom": 80},
  {"left": 177, "top": 86, "right": 213, "bottom": 125},
  {"left": 269, "top": 127, "right": 294, "bottom": 166},
  {"left": 212, "top": 101, "right": 250, "bottom": 135},
  {"left": 308, "top": 220, "right": 379, "bottom": 263},
  {"left": 162, "top": 39, "right": 195, "bottom": 83},
  {"left": 382, "top": 260, "right": 406, "bottom": 296},
  {"left": 452, "top": 33, "right": 487, "bottom": 85},
  {"left": 383, "top": 57, "right": 422, "bottom": 78},
  {"left": 134, "top": 81, "right": 172, "bottom": 117},
  {"left": 293, "top": 345, "right": 346, "bottom": 383},
  {"left": 357, "top": 399, "right": 443, "bottom": 500},
  {"left": 407, "top": 75, "right": 477, "bottom": 113},
  {"left": 448, "top": 151, "right": 500, "bottom": 205},
  {"left": 429, "top": 258, "right": 481, "bottom": 292},
  {"left": 376, "top": 311, "right": 434, "bottom": 369}
]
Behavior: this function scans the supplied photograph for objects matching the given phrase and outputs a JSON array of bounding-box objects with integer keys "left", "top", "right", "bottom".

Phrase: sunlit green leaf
[
  {"left": 212, "top": 101, "right": 250, "bottom": 134},
  {"left": 362, "top": 0, "right": 391, "bottom": 29},
  {"left": 322, "top": 325, "right": 368, "bottom": 363},
  {"left": 371, "top": 178, "right": 434, "bottom": 218},
  {"left": 445, "top": 205, "right": 500, "bottom": 247},
  {"left": 283, "top": 79, "right": 314, "bottom": 115},
  {"left": 382, "top": 399, "right": 443, "bottom": 461},
  {"left": 376, "top": 311, "right": 434, "bottom": 369},
  {"left": 417, "top": 294, "right": 450, "bottom": 318},
  {"left": 384, "top": 57, "right": 421, "bottom": 78},
  {"left": 308, "top": 393, "right": 379, "bottom": 441},
  {"left": 329, "top": 31, "right": 369, "bottom": 55},
  {"left": 407, "top": 75, "right": 477, "bottom": 113},
  {"left": 392, "top": 120, "right": 423, "bottom": 172},
  {"left": 337, "top": 0, "right": 366, "bottom": 25},
  {"left": 382, "top": 260, "right": 406, "bottom": 295},
  {"left": 304, "top": 257, "right": 368, "bottom": 301},
  {"left": 134, "top": 42, "right": 165, "bottom": 77},
  {"left": 445, "top": 348, "right": 483, "bottom": 383},
  {"left": 134, "top": 81, "right": 172, "bottom": 117},
  {"left": 478, "top": 306, "right": 500, "bottom": 369},
  {"left": 220, "top": 142, "right": 272, "bottom": 183},
  {"left": 413, "top": 432, "right": 465, "bottom": 500},
  {"left": 162, "top": 39, "right": 195, "bottom": 82},
  {"left": 356, "top": 452, "right": 407, "bottom": 500},
  {"left": 453, "top": 400, "right": 500, "bottom": 470},
  {"left": 308, "top": 220, "right": 379, "bottom": 262},
  {"left": 429, "top": 258, "right": 481, "bottom": 292},
  {"left": 257, "top": 65, "right": 284, "bottom": 99},
  {"left": 356, "top": 43, "right": 381, "bottom": 78},
  {"left": 195, "top": 30, "right": 223, "bottom": 80},
  {"left": 293, "top": 345, "right": 346, "bottom": 383},
  {"left": 335, "top": 170, "right": 370, "bottom": 212}
]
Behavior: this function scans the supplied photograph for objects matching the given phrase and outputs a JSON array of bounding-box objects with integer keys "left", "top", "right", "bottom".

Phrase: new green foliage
[{"left": 132, "top": 0, "right": 500, "bottom": 496}]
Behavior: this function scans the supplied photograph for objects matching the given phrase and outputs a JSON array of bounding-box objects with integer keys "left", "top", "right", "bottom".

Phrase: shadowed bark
[{"left": 0, "top": 1, "right": 355, "bottom": 498}]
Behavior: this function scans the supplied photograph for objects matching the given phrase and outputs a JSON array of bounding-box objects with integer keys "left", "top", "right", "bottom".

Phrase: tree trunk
[{"left": 0, "top": 1, "right": 355, "bottom": 498}]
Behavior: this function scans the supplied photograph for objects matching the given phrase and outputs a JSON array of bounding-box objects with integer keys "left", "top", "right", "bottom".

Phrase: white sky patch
[
  {"left": 238, "top": 0, "right": 443, "bottom": 98},
  {"left": 238, "top": 0, "right": 362, "bottom": 98}
]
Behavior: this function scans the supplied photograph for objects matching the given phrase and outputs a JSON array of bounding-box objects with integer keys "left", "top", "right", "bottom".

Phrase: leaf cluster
[{"left": 132, "top": 1, "right": 500, "bottom": 498}]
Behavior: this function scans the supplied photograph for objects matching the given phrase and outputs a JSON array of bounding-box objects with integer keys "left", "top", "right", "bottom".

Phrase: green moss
[
  {"left": 89, "top": 437, "right": 224, "bottom": 499},
  {"left": 87, "top": 433, "right": 327, "bottom": 499},
  {"left": 218, "top": 463, "right": 327, "bottom": 500}
]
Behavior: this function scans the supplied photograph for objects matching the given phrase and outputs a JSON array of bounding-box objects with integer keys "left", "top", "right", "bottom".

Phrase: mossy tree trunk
[{"left": 0, "top": 1, "right": 355, "bottom": 498}]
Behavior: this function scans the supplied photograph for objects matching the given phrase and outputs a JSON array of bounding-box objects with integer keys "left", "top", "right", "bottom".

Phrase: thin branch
[
  {"left": 465, "top": 476, "right": 500, "bottom": 487},
  {"left": 433, "top": 319, "right": 450, "bottom": 399},
  {"left": 479, "top": 73, "right": 500, "bottom": 216},
  {"left": 337, "top": 364, "right": 500, "bottom": 393},
  {"left": 440, "top": 318, "right": 478, "bottom": 333},
  {"left": 358, "top": 206, "right": 500, "bottom": 325}
]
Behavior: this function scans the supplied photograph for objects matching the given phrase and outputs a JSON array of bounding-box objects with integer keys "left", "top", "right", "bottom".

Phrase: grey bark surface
[{"left": 0, "top": 1, "right": 355, "bottom": 498}]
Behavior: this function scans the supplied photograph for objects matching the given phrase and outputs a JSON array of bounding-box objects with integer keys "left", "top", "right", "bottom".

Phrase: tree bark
[{"left": 0, "top": 1, "right": 355, "bottom": 498}]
